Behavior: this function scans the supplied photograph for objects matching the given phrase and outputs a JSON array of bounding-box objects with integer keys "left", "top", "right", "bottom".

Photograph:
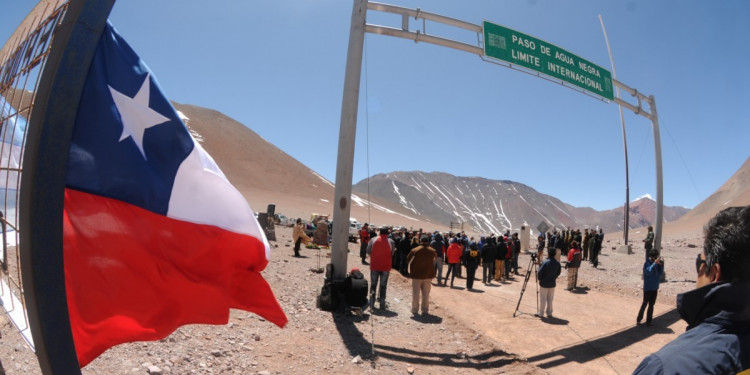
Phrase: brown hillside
[
  {"left": 664, "top": 155, "right": 750, "bottom": 237},
  {"left": 173, "top": 103, "right": 334, "bottom": 219},
  {"left": 173, "top": 103, "right": 437, "bottom": 229}
]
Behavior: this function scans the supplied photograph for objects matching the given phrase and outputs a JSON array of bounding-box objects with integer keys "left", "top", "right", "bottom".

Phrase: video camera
[{"left": 530, "top": 253, "right": 537, "bottom": 260}]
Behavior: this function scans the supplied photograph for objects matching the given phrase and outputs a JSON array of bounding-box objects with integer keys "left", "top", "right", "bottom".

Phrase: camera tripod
[{"left": 513, "top": 254, "right": 539, "bottom": 317}]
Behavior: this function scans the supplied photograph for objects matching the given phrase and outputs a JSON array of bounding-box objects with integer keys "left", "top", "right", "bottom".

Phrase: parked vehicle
[
  {"left": 349, "top": 219, "right": 361, "bottom": 243},
  {"left": 275, "top": 214, "right": 293, "bottom": 227}
]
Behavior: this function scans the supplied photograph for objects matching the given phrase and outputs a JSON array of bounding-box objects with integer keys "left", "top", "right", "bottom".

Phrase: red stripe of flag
[{"left": 63, "top": 188, "right": 287, "bottom": 366}]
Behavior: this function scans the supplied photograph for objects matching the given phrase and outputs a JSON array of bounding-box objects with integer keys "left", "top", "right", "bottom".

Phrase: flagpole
[
  {"left": 330, "top": 0, "right": 367, "bottom": 282},
  {"left": 20, "top": 0, "right": 115, "bottom": 373},
  {"left": 599, "top": 15, "right": 631, "bottom": 250}
]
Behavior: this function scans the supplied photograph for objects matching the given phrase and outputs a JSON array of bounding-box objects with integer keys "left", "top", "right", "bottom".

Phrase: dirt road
[{"left": 428, "top": 254, "right": 687, "bottom": 374}]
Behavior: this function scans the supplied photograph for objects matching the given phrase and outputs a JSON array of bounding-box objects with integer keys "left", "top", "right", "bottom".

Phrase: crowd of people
[
  {"left": 351, "top": 224, "right": 608, "bottom": 318},
  {"left": 295, "top": 220, "right": 608, "bottom": 316},
  {"left": 296, "top": 207, "right": 750, "bottom": 373}
]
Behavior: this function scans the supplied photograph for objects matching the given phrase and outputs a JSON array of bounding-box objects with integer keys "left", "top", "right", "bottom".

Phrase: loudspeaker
[{"left": 267, "top": 204, "right": 275, "bottom": 217}]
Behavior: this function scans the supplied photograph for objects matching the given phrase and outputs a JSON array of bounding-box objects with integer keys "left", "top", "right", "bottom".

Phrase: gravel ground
[{"left": 1, "top": 228, "right": 702, "bottom": 374}]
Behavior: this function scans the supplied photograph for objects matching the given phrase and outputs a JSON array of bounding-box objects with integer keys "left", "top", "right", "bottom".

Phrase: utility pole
[{"left": 329, "top": 0, "right": 367, "bottom": 280}]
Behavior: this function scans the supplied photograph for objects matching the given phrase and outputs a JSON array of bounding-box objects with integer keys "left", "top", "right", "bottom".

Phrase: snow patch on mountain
[
  {"left": 633, "top": 193, "right": 653, "bottom": 202},
  {"left": 392, "top": 181, "right": 419, "bottom": 215}
]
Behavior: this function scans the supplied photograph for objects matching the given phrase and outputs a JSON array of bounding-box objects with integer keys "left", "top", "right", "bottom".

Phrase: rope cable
[
  {"left": 365, "top": 40, "right": 372, "bottom": 225},
  {"left": 363, "top": 35, "right": 376, "bottom": 364},
  {"left": 661, "top": 121, "right": 703, "bottom": 204}
]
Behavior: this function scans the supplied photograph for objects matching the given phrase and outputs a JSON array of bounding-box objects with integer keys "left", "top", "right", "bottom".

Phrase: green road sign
[{"left": 483, "top": 21, "right": 614, "bottom": 100}]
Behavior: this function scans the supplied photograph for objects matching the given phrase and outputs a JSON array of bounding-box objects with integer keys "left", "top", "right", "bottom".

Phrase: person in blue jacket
[
  {"left": 637, "top": 249, "right": 664, "bottom": 326},
  {"left": 634, "top": 206, "right": 750, "bottom": 374},
  {"left": 537, "top": 247, "right": 561, "bottom": 318}
]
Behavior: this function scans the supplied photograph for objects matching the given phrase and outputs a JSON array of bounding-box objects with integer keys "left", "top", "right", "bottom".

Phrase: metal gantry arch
[
  {"left": 17, "top": 0, "right": 116, "bottom": 374},
  {"left": 329, "top": 0, "right": 663, "bottom": 280}
]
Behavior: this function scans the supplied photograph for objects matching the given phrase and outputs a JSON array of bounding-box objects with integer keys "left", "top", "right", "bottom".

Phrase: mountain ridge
[
  {"left": 353, "top": 171, "right": 689, "bottom": 234},
  {"left": 173, "top": 101, "right": 748, "bottom": 236}
]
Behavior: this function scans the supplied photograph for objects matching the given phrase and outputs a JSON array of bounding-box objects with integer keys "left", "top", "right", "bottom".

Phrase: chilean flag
[{"left": 64, "top": 22, "right": 287, "bottom": 367}]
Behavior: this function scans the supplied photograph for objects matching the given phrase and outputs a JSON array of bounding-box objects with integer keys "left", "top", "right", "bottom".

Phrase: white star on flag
[{"left": 109, "top": 73, "right": 170, "bottom": 159}]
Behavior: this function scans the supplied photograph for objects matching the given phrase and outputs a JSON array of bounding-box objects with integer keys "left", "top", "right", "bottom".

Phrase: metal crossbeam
[{"left": 330, "top": 1, "right": 665, "bottom": 282}]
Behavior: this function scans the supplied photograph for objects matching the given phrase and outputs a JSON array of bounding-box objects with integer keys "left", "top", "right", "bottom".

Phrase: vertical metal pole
[
  {"left": 1, "top": 211, "right": 6, "bottom": 273},
  {"left": 330, "top": 0, "right": 367, "bottom": 281},
  {"left": 599, "top": 15, "right": 630, "bottom": 247},
  {"left": 20, "top": 1, "right": 115, "bottom": 373},
  {"left": 649, "top": 96, "right": 663, "bottom": 252}
]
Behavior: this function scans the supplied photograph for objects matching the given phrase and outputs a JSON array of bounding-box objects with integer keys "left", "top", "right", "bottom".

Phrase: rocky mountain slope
[{"left": 353, "top": 172, "right": 689, "bottom": 234}]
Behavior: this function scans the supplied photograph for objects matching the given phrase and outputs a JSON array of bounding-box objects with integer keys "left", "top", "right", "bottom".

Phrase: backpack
[
  {"left": 317, "top": 263, "right": 338, "bottom": 311},
  {"left": 344, "top": 269, "right": 368, "bottom": 308}
]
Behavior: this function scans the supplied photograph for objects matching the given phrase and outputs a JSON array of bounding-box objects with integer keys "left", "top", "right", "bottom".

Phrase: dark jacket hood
[{"left": 677, "top": 281, "right": 750, "bottom": 330}]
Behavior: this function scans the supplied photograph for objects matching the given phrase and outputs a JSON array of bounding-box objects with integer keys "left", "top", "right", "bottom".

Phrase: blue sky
[{"left": 2, "top": 0, "right": 749, "bottom": 211}]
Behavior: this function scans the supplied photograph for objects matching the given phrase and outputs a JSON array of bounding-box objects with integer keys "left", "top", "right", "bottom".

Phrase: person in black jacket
[
  {"left": 537, "top": 247, "right": 561, "bottom": 318},
  {"left": 397, "top": 230, "right": 412, "bottom": 276},
  {"left": 591, "top": 229, "right": 603, "bottom": 268},
  {"left": 463, "top": 242, "right": 481, "bottom": 291},
  {"left": 512, "top": 233, "right": 522, "bottom": 275},
  {"left": 634, "top": 206, "right": 750, "bottom": 374},
  {"left": 587, "top": 231, "right": 597, "bottom": 265},
  {"left": 481, "top": 237, "right": 497, "bottom": 284}
]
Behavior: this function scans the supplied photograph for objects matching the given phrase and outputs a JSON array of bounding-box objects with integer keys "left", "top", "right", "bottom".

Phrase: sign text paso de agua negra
[{"left": 483, "top": 21, "right": 614, "bottom": 100}]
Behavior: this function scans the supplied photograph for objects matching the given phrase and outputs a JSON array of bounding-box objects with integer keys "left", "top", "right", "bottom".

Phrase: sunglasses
[{"left": 695, "top": 253, "right": 707, "bottom": 274}]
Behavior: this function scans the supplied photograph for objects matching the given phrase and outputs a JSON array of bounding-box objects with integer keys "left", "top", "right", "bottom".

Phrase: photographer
[
  {"left": 637, "top": 249, "right": 664, "bottom": 326},
  {"left": 635, "top": 206, "right": 750, "bottom": 373}
]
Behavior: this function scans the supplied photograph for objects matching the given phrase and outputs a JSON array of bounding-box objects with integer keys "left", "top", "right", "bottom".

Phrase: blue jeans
[
  {"left": 434, "top": 257, "right": 444, "bottom": 284},
  {"left": 444, "top": 263, "right": 458, "bottom": 286},
  {"left": 482, "top": 262, "right": 494, "bottom": 282},
  {"left": 370, "top": 270, "right": 390, "bottom": 306}
]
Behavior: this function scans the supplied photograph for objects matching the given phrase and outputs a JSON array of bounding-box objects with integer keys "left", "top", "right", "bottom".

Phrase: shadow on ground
[
  {"left": 570, "top": 289, "right": 589, "bottom": 295},
  {"left": 332, "top": 308, "right": 523, "bottom": 370},
  {"left": 526, "top": 308, "right": 680, "bottom": 369},
  {"left": 541, "top": 316, "right": 569, "bottom": 325},
  {"left": 374, "top": 343, "right": 520, "bottom": 370},
  {"left": 371, "top": 308, "right": 398, "bottom": 318},
  {"left": 409, "top": 313, "right": 442, "bottom": 324}
]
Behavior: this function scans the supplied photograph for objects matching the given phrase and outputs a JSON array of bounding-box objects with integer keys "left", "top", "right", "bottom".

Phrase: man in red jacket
[
  {"left": 359, "top": 223, "right": 371, "bottom": 265},
  {"left": 366, "top": 227, "right": 395, "bottom": 310},
  {"left": 565, "top": 241, "right": 582, "bottom": 291},
  {"left": 444, "top": 238, "right": 463, "bottom": 287}
]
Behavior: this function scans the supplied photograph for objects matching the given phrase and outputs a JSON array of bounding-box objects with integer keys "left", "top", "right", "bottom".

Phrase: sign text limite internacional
[{"left": 483, "top": 21, "right": 614, "bottom": 100}]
